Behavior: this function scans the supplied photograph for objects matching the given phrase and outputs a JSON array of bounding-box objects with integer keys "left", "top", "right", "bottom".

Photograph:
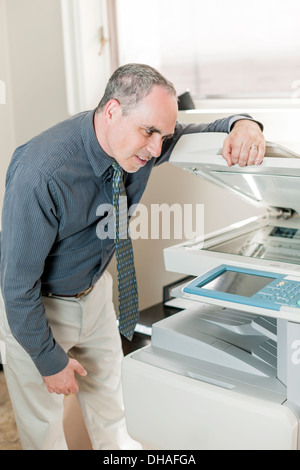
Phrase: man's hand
[
  {"left": 42, "top": 358, "right": 87, "bottom": 395},
  {"left": 222, "top": 119, "right": 266, "bottom": 167}
]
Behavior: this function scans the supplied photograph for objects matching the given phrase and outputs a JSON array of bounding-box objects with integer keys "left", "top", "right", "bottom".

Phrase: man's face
[{"left": 99, "top": 86, "right": 178, "bottom": 173}]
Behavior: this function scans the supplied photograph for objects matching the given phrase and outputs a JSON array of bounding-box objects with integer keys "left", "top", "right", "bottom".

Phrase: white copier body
[{"left": 122, "top": 133, "right": 300, "bottom": 450}]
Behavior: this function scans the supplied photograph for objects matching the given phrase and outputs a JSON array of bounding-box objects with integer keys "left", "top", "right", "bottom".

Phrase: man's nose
[{"left": 147, "top": 134, "right": 162, "bottom": 158}]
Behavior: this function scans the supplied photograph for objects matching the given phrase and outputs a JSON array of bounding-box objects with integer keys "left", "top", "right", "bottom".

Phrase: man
[{"left": 0, "top": 63, "right": 265, "bottom": 450}]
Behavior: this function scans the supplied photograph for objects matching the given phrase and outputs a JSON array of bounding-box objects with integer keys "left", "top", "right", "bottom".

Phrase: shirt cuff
[
  {"left": 228, "top": 115, "right": 264, "bottom": 132},
  {"left": 32, "top": 341, "right": 69, "bottom": 376}
]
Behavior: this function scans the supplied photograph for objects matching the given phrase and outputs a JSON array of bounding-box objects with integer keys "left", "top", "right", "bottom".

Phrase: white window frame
[{"left": 60, "top": 0, "right": 112, "bottom": 115}]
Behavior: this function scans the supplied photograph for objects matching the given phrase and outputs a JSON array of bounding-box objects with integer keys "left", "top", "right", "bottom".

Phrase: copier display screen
[{"left": 201, "top": 270, "right": 274, "bottom": 297}]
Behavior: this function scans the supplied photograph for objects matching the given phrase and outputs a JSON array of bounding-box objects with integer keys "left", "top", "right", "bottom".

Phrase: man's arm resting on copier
[{"left": 156, "top": 113, "right": 265, "bottom": 167}]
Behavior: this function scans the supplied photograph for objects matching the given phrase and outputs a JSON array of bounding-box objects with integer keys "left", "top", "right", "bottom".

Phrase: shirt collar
[{"left": 81, "top": 109, "right": 115, "bottom": 177}]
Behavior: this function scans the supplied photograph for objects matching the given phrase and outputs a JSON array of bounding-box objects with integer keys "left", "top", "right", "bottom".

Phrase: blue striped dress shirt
[{"left": 0, "top": 109, "right": 257, "bottom": 375}]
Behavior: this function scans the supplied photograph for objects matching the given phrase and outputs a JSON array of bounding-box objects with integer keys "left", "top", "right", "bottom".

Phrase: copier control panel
[{"left": 183, "top": 264, "right": 300, "bottom": 315}]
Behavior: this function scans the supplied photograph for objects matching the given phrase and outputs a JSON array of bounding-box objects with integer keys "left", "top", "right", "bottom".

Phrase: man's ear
[{"left": 103, "top": 99, "right": 122, "bottom": 123}]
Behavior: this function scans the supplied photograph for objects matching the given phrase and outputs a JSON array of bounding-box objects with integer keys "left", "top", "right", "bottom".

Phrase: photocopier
[{"left": 122, "top": 132, "right": 300, "bottom": 450}]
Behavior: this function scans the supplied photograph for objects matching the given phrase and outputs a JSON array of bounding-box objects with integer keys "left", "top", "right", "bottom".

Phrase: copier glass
[{"left": 122, "top": 134, "right": 300, "bottom": 450}]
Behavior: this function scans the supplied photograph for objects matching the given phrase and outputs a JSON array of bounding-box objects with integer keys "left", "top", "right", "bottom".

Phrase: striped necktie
[{"left": 112, "top": 162, "right": 139, "bottom": 340}]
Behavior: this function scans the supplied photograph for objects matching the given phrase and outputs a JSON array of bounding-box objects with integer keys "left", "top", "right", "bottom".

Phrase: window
[{"left": 115, "top": 0, "right": 300, "bottom": 99}]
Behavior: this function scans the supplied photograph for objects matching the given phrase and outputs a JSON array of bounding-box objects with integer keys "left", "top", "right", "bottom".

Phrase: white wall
[
  {"left": 0, "top": 0, "right": 69, "bottom": 226},
  {"left": 4, "top": 0, "right": 69, "bottom": 146}
]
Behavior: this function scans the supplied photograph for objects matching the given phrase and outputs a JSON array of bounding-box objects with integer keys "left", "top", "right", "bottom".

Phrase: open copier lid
[{"left": 169, "top": 132, "right": 300, "bottom": 213}]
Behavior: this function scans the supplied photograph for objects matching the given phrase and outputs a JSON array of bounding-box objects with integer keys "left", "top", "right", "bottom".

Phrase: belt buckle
[{"left": 75, "top": 286, "right": 93, "bottom": 299}]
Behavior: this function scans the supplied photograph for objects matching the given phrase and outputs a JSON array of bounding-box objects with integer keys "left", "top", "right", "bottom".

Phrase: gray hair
[{"left": 96, "top": 63, "right": 177, "bottom": 115}]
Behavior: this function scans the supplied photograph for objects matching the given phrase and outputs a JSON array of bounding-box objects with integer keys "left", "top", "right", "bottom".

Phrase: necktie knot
[{"left": 112, "top": 161, "right": 122, "bottom": 176}]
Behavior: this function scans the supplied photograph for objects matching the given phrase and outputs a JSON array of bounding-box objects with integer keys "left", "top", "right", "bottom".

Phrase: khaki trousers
[{"left": 0, "top": 271, "right": 140, "bottom": 450}]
